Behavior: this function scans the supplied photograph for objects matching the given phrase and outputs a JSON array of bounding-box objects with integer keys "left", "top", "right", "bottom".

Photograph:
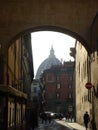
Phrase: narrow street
[
  {"left": 35, "top": 119, "right": 92, "bottom": 130},
  {"left": 36, "top": 120, "right": 73, "bottom": 130}
]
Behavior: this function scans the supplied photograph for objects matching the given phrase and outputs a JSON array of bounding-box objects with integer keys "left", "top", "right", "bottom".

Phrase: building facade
[
  {"left": 0, "top": 34, "right": 34, "bottom": 130},
  {"left": 71, "top": 13, "right": 98, "bottom": 129},
  {"left": 41, "top": 61, "right": 75, "bottom": 117},
  {"left": 31, "top": 79, "right": 41, "bottom": 102},
  {"left": 75, "top": 41, "right": 92, "bottom": 127},
  {"left": 90, "top": 12, "right": 98, "bottom": 130}
]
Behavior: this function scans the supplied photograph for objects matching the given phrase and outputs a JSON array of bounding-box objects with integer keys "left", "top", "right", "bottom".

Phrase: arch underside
[
  {"left": 8, "top": 26, "right": 90, "bottom": 53},
  {"left": 0, "top": 0, "right": 98, "bottom": 53}
]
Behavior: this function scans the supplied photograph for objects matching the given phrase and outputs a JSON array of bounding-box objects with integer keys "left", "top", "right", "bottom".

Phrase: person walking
[
  {"left": 83, "top": 111, "right": 90, "bottom": 130},
  {"left": 30, "top": 108, "right": 38, "bottom": 130}
]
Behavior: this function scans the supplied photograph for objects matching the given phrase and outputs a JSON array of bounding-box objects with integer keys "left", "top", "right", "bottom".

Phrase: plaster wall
[
  {"left": 90, "top": 13, "right": 98, "bottom": 129},
  {"left": 75, "top": 41, "right": 92, "bottom": 126}
]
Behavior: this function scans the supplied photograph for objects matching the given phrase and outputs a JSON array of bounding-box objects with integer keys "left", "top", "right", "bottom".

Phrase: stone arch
[{"left": 8, "top": 26, "right": 91, "bottom": 53}]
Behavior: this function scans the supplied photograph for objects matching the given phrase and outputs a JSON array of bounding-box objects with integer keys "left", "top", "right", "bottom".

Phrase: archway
[{"left": 8, "top": 26, "right": 90, "bottom": 53}]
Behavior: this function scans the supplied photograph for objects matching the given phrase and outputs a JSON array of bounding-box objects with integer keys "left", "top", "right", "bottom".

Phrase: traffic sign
[{"left": 85, "top": 82, "right": 92, "bottom": 89}]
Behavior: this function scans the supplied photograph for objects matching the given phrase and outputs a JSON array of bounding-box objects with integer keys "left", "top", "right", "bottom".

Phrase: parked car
[
  {"left": 53, "top": 113, "right": 64, "bottom": 120},
  {"left": 40, "top": 111, "right": 55, "bottom": 123},
  {"left": 40, "top": 111, "right": 64, "bottom": 120}
]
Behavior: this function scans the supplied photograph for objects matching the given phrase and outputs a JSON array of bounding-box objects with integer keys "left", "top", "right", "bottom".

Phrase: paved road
[{"left": 36, "top": 120, "right": 73, "bottom": 130}]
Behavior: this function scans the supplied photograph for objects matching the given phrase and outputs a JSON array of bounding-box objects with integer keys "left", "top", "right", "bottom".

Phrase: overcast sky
[{"left": 31, "top": 31, "right": 76, "bottom": 77}]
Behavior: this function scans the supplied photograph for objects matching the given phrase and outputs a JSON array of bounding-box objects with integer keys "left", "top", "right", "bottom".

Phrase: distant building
[
  {"left": 40, "top": 61, "right": 75, "bottom": 116},
  {"left": 31, "top": 79, "right": 40, "bottom": 100}
]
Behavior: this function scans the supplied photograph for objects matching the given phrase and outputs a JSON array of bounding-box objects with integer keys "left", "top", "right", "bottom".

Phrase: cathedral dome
[{"left": 36, "top": 46, "right": 62, "bottom": 79}]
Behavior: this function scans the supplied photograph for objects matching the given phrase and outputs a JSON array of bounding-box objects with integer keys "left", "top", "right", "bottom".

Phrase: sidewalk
[
  {"left": 56, "top": 120, "right": 92, "bottom": 130},
  {"left": 67, "top": 122, "right": 92, "bottom": 130}
]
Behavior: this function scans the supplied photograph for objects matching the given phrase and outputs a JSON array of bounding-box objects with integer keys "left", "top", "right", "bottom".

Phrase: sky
[{"left": 31, "top": 31, "right": 76, "bottom": 77}]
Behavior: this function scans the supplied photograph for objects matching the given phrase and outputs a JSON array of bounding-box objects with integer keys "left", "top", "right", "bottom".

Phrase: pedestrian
[
  {"left": 47, "top": 113, "right": 52, "bottom": 124},
  {"left": 30, "top": 109, "right": 38, "bottom": 130},
  {"left": 40, "top": 112, "right": 47, "bottom": 124},
  {"left": 83, "top": 111, "right": 90, "bottom": 130},
  {"left": 70, "top": 114, "right": 73, "bottom": 122}
]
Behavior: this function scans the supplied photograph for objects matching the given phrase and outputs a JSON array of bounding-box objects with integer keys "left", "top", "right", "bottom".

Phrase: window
[
  {"left": 57, "top": 75, "right": 60, "bottom": 81},
  {"left": 57, "top": 83, "right": 61, "bottom": 89},
  {"left": 70, "top": 76, "right": 72, "bottom": 81},
  {"left": 47, "top": 74, "right": 53, "bottom": 81},
  {"left": 69, "top": 93, "right": 72, "bottom": 98},
  {"left": 79, "top": 62, "right": 80, "bottom": 75},
  {"left": 68, "top": 84, "right": 71, "bottom": 88},
  {"left": 33, "top": 87, "right": 37, "bottom": 93},
  {"left": 56, "top": 93, "right": 60, "bottom": 98}
]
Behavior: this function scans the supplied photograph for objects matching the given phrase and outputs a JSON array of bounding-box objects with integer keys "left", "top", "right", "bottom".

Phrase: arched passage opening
[
  {"left": 0, "top": 25, "right": 93, "bottom": 130},
  {"left": 8, "top": 26, "right": 91, "bottom": 53}
]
